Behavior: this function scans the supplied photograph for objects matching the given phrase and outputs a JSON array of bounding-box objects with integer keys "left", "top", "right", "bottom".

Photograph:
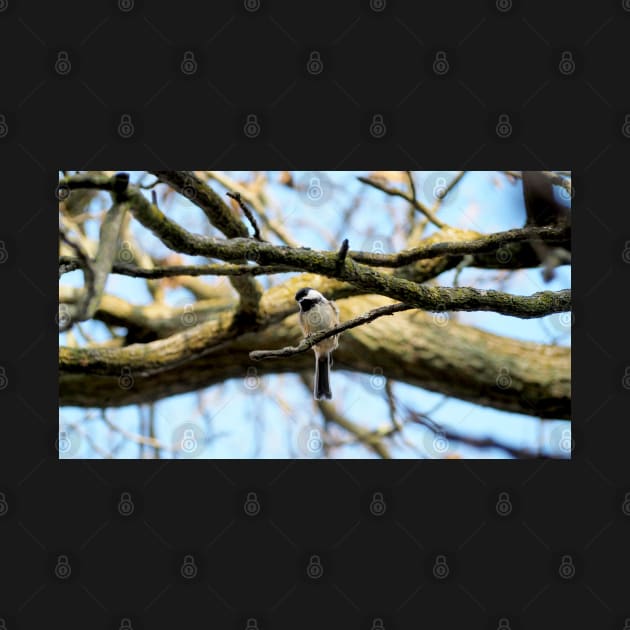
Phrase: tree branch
[
  {"left": 358, "top": 175, "right": 446, "bottom": 229},
  {"left": 148, "top": 170, "right": 263, "bottom": 318},
  {"left": 349, "top": 224, "right": 570, "bottom": 267},
  {"left": 60, "top": 294, "right": 570, "bottom": 418},
  {"left": 59, "top": 257, "right": 301, "bottom": 278},
  {"left": 249, "top": 302, "right": 413, "bottom": 360},
  {"left": 226, "top": 191, "right": 262, "bottom": 241},
  {"left": 60, "top": 174, "right": 570, "bottom": 320}
]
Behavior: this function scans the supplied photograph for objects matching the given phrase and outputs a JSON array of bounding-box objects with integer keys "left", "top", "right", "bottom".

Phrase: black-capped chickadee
[{"left": 295, "top": 288, "right": 340, "bottom": 400}]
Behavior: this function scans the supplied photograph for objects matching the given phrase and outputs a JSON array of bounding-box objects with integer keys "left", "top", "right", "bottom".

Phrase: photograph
[{"left": 58, "top": 170, "right": 571, "bottom": 459}]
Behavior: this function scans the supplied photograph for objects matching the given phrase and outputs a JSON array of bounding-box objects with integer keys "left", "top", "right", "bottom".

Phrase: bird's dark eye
[{"left": 295, "top": 287, "right": 313, "bottom": 301}]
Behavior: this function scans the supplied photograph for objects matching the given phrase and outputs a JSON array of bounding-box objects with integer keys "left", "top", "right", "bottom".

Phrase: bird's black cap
[{"left": 295, "top": 287, "right": 313, "bottom": 301}]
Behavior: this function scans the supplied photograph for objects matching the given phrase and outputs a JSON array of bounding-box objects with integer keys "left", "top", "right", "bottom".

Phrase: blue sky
[{"left": 59, "top": 171, "right": 571, "bottom": 459}]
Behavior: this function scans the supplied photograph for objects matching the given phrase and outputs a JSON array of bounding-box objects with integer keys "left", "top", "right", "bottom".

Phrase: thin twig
[
  {"left": 404, "top": 408, "right": 557, "bottom": 459},
  {"left": 358, "top": 175, "right": 446, "bottom": 229},
  {"left": 226, "top": 191, "right": 263, "bottom": 241},
  {"left": 249, "top": 302, "right": 413, "bottom": 361},
  {"left": 298, "top": 373, "right": 391, "bottom": 459}
]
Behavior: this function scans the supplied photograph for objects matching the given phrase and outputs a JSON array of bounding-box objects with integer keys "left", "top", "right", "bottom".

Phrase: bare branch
[
  {"left": 358, "top": 175, "right": 446, "bottom": 229},
  {"left": 58, "top": 194, "right": 127, "bottom": 331},
  {"left": 60, "top": 256, "right": 301, "bottom": 278},
  {"left": 350, "top": 225, "right": 570, "bottom": 267},
  {"left": 226, "top": 191, "right": 263, "bottom": 241},
  {"left": 205, "top": 170, "right": 299, "bottom": 246},
  {"left": 250, "top": 302, "right": 413, "bottom": 360},
  {"left": 148, "top": 170, "right": 263, "bottom": 317}
]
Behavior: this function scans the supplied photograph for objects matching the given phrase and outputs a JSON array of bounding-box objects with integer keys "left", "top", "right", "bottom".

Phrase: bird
[{"left": 295, "top": 288, "right": 340, "bottom": 400}]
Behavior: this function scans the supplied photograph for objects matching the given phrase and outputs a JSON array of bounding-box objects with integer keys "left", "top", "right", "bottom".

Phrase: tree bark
[{"left": 60, "top": 294, "right": 569, "bottom": 419}]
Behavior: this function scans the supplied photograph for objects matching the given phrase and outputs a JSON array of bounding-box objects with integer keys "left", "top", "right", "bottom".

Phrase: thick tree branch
[
  {"left": 148, "top": 170, "right": 263, "bottom": 318},
  {"left": 60, "top": 295, "right": 570, "bottom": 419},
  {"left": 60, "top": 173, "right": 571, "bottom": 320},
  {"left": 350, "top": 224, "right": 570, "bottom": 267},
  {"left": 60, "top": 256, "right": 301, "bottom": 278}
]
